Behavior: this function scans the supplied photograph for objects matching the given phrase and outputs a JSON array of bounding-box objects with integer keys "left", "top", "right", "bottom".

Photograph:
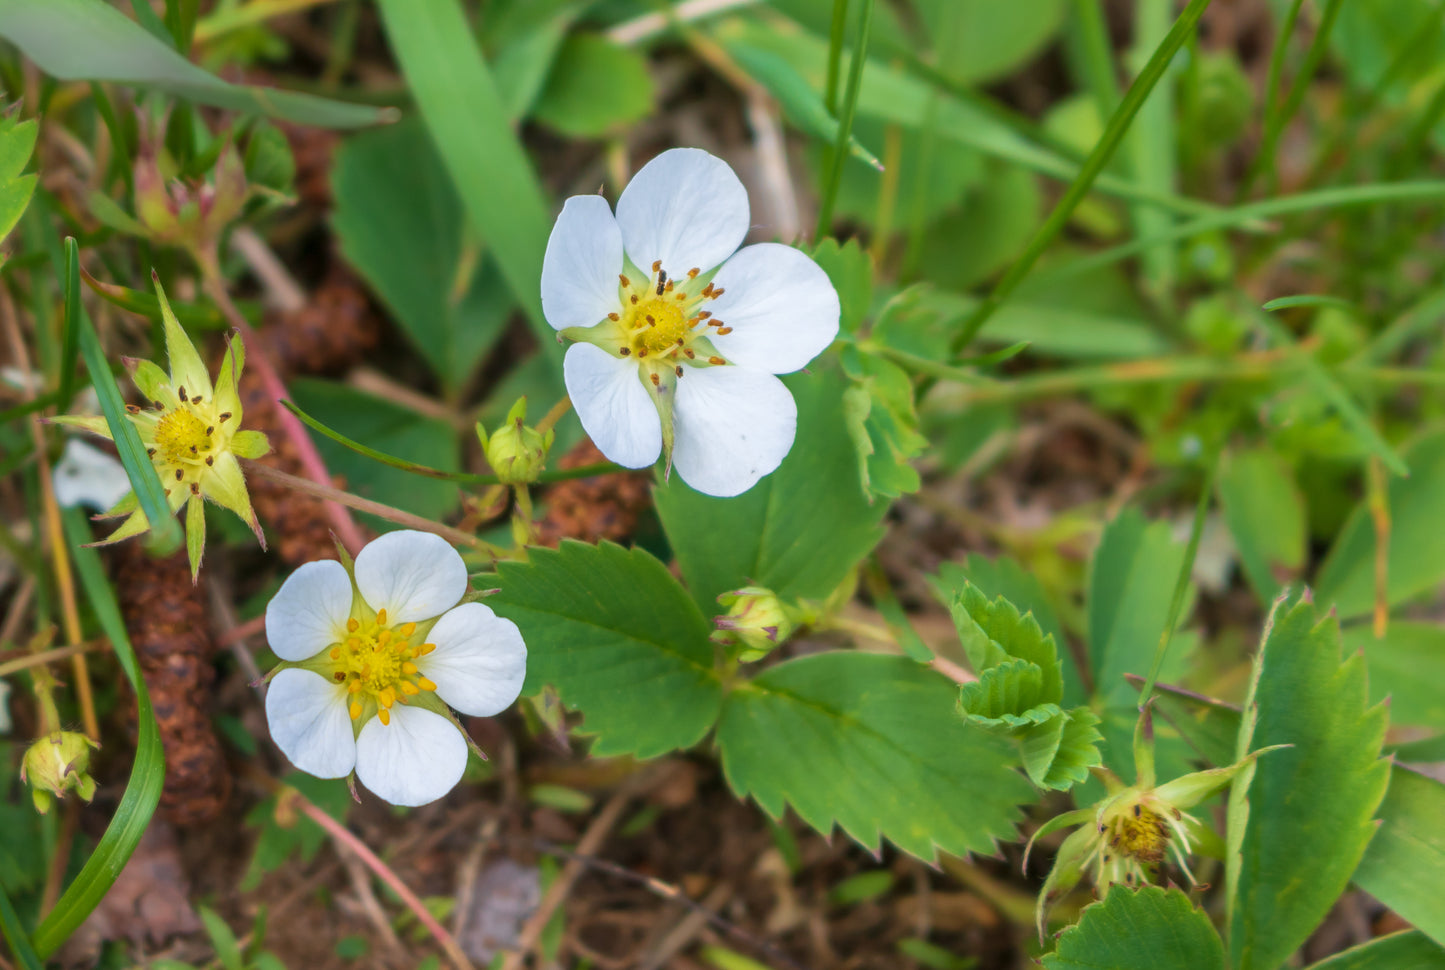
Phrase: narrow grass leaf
[
  {"left": 0, "top": 0, "right": 385, "bottom": 127},
  {"left": 1303, "top": 932, "right": 1445, "bottom": 970},
  {"left": 0, "top": 882, "right": 43, "bottom": 970}
]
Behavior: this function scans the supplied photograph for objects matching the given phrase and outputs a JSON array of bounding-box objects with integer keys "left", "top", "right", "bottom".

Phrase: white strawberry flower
[
  {"left": 541, "top": 148, "right": 840, "bottom": 497},
  {"left": 263, "top": 530, "right": 527, "bottom": 807},
  {"left": 52, "top": 439, "right": 132, "bottom": 512}
]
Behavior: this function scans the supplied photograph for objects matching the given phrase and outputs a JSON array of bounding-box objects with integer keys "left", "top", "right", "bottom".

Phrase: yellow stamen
[
  {"left": 378, "top": 708, "right": 391, "bottom": 726},
  {"left": 349, "top": 701, "right": 362, "bottom": 720},
  {"left": 417, "top": 677, "right": 437, "bottom": 692}
]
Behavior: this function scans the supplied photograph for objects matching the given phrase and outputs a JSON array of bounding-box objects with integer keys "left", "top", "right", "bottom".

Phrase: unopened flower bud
[
  {"left": 478, "top": 398, "right": 553, "bottom": 485},
  {"left": 711, "top": 586, "right": 797, "bottom": 661},
  {"left": 20, "top": 731, "right": 99, "bottom": 814},
  {"left": 131, "top": 141, "right": 250, "bottom": 261}
]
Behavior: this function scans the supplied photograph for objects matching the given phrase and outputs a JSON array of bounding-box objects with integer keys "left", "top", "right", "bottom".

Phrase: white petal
[
  {"left": 615, "top": 148, "right": 750, "bottom": 277},
  {"left": 418, "top": 603, "right": 528, "bottom": 717},
  {"left": 563, "top": 343, "right": 661, "bottom": 469},
  {"left": 540, "top": 195, "right": 624, "bottom": 331},
  {"left": 53, "top": 439, "right": 131, "bottom": 511},
  {"left": 673, "top": 367, "right": 797, "bottom": 497},
  {"left": 265, "top": 560, "right": 354, "bottom": 662},
  {"left": 265, "top": 669, "right": 356, "bottom": 778},
  {"left": 709, "top": 243, "right": 841, "bottom": 374},
  {"left": 354, "top": 530, "right": 467, "bottom": 625},
  {"left": 355, "top": 704, "right": 468, "bottom": 807}
]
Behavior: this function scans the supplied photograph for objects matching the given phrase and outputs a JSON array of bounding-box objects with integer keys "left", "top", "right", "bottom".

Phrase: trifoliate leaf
[
  {"left": 950, "top": 583, "right": 1063, "bottom": 702},
  {"left": 490, "top": 541, "right": 723, "bottom": 759},
  {"left": 716, "top": 652, "right": 1032, "bottom": 861},
  {"left": 1226, "top": 595, "right": 1391, "bottom": 970},
  {"left": 1043, "top": 885, "right": 1224, "bottom": 970},
  {"left": 1020, "top": 707, "right": 1103, "bottom": 791},
  {"left": 959, "top": 659, "right": 1056, "bottom": 726}
]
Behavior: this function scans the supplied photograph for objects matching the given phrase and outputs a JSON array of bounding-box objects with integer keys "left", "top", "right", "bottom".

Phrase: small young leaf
[
  {"left": 950, "top": 583, "right": 1063, "bottom": 702},
  {"left": 717, "top": 652, "right": 1032, "bottom": 861},
  {"left": 1019, "top": 707, "right": 1103, "bottom": 791},
  {"left": 490, "top": 541, "right": 723, "bottom": 758},
  {"left": 1043, "top": 885, "right": 1224, "bottom": 970},
  {"left": 959, "top": 659, "right": 1055, "bottom": 726},
  {"left": 1226, "top": 596, "right": 1391, "bottom": 970}
]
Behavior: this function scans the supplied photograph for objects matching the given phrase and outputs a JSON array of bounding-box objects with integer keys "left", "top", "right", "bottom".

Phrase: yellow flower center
[
  {"left": 154, "top": 407, "right": 213, "bottom": 464},
  {"left": 327, "top": 608, "right": 437, "bottom": 726},
  {"left": 1105, "top": 801, "right": 1170, "bottom": 865},
  {"left": 610, "top": 262, "right": 733, "bottom": 381},
  {"left": 630, "top": 298, "right": 689, "bottom": 355}
]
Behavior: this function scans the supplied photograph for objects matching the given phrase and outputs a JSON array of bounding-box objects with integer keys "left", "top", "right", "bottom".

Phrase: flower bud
[
  {"left": 20, "top": 731, "right": 99, "bottom": 814},
  {"left": 131, "top": 141, "right": 250, "bottom": 261},
  {"left": 478, "top": 398, "right": 553, "bottom": 485},
  {"left": 711, "top": 586, "right": 797, "bottom": 661}
]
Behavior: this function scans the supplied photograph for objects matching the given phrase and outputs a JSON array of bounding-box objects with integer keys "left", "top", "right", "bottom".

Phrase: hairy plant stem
[{"left": 198, "top": 260, "right": 366, "bottom": 555}]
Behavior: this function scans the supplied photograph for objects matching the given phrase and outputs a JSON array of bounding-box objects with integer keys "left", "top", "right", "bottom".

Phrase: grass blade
[
  {"left": 67, "top": 238, "right": 183, "bottom": 552},
  {"left": 814, "top": 0, "right": 874, "bottom": 239},
  {"left": 0, "top": 0, "right": 386, "bottom": 128},
  {"left": 0, "top": 882, "right": 43, "bottom": 970},
  {"left": 374, "top": 0, "right": 556, "bottom": 346},
  {"left": 947, "top": 0, "right": 1214, "bottom": 358},
  {"left": 31, "top": 509, "right": 166, "bottom": 957}
]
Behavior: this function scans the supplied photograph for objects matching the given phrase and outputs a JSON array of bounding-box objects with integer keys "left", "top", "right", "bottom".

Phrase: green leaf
[
  {"left": 1043, "top": 885, "right": 1224, "bottom": 970},
  {"left": 728, "top": 42, "right": 882, "bottom": 169},
  {"left": 0, "top": 113, "right": 36, "bottom": 248},
  {"left": 489, "top": 541, "right": 723, "bottom": 758},
  {"left": 69, "top": 240, "right": 183, "bottom": 554},
  {"left": 1352, "top": 767, "right": 1445, "bottom": 948},
  {"left": 959, "top": 659, "right": 1055, "bottom": 725},
  {"left": 930, "top": 554, "right": 1083, "bottom": 705},
  {"left": 241, "top": 773, "right": 351, "bottom": 892},
  {"left": 716, "top": 652, "right": 1031, "bottom": 860},
  {"left": 198, "top": 907, "right": 243, "bottom": 970},
  {"left": 289, "top": 379, "right": 461, "bottom": 524},
  {"left": 531, "top": 33, "right": 654, "bottom": 137},
  {"left": 949, "top": 583, "right": 1063, "bottom": 701},
  {"left": 911, "top": 0, "right": 1068, "bottom": 86},
  {"left": 0, "top": 0, "right": 384, "bottom": 127},
  {"left": 1304, "top": 932, "right": 1445, "bottom": 970},
  {"left": 1226, "top": 596, "right": 1391, "bottom": 970},
  {"left": 654, "top": 371, "right": 888, "bottom": 613},
  {"left": 1316, "top": 428, "right": 1445, "bottom": 620},
  {"left": 810, "top": 238, "right": 874, "bottom": 335},
  {"left": 1022, "top": 707, "right": 1102, "bottom": 791},
  {"left": 840, "top": 349, "right": 926, "bottom": 499},
  {"left": 331, "top": 119, "right": 513, "bottom": 391},
  {"left": 1217, "top": 447, "right": 1306, "bottom": 603},
  {"left": 1343, "top": 621, "right": 1445, "bottom": 731},
  {"left": 32, "top": 510, "right": 166, "bottom": 957},
  {"left": 1088, "top": 508, "right": 1189, "bottom": 707},
  {"left": 374, "top": 0, "right": 556, "bottom": 341}
]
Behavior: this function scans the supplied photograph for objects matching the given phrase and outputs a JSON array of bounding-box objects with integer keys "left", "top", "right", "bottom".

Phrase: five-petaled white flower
[
  {"left": 263, "top": 531, "right": 527, "bottom": 807},
  {"left": 541, "top": 148, "right": 840, "bottom": 497}
]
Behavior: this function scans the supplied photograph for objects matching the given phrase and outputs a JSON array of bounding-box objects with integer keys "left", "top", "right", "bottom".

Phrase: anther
[
  {"left": 608, "top": 312, "right": 620, "bottom": 321},
  {"left": 175, "top": 469, "right": 184, "bottom": 481},
  {"left": 620, "top": 347, "right": 631, "bottom": 356},
  {"left": 330, "top": 647, "right": 342, "bottom": 660},
  {"left": 664, "top": 279, "right": 675, "bottom": 293},
  {"left": 126, "top": 404, "right": 140, "bottom": 413},
  {"left": 645, "top": 314, "right": 655, "bottom": 324},
  {"left": 205, "top": 456, "right": 214, "bottom": 466},
  {"left": 708, "top": 356, "right": 726, "bottom": 366},
  {"left": 675, "top": 291, "right": 687, "bottom": 301},
  {"left": 347, "top": 618, "right": 360, "bottom": 632},
  {"left": 702, "top": 283, "right": 714, "bottom": 297},
  {"left": 349, "top": 701, "right": 363, "bottom": 720},
  {"left": 333, "top": 671, "right": 345, "bottom": 682},
  {"left": 712, "top": 287, "right": 725, "bottom": 298},
  {"left": 219, "top": 412, "right": 232, "bottom": 421},
  {"left": 1134, "top": 805, "right": 1142, "bottom": 817},
  {"left": 656, "top": 271, "right": 667, "bottom": 296},
  {"left": 651, "top": 260, "right": 662, "bottom": 273},
  {"left": 697, "top": 311, "right": 712, "bottom": 320},
  {"left": 205, "top": 426, "right": 214, "bottom": 436},
  {"left": 376, "top": 608, "right": 388, "bottom": 626},
  {"left": 400, "top": 681, "right": 419, "bottom": 695},
  {"left": 650, "top": 373, "right": 661, "bottom": 386},
  {"left": 146, "top": 448, "right": 156, "bottom": 457},
  {"left": 417, "top": 677, "right": 437, "bottom": 692},
  {"left": 189, "top": 445, "right": 197, "bottom": 454},
  {"left": 400, "top": 622, "right": 417, "bottom": 637},
  {"left": 178, "top": 387, "right": 188, "bottom": 402},
  {"left": 619, "top": 274, "right": 632, "bottom": 288},
  {"left": 378, "top": 708, "right": 391, "bottom": 726},
  {"left": 417, "top": 644, "right": 436, "bottom": 656},
  {"left": 675, "top": 365, "right": 683, "bottom": 377},
  {"left": 402, "top": 662, "right": 418, "bottom": 675},
  {"left": 716, "top": 327, "right": 733, "bottom": 335},
  {"left": 637, "top": 347, "right": 648, "bottom": 358},
  {"left": 189, "top": 482, "right": 199, "bottom": 495},
  {"left": 687, "top": 268, "right": 699, "bottom": 278},
  {"left": 630, "top": 295, "right": 639, "bottom": 305},
  {"left": 683, "top": 349, "right": 695, "bottom": 359}
]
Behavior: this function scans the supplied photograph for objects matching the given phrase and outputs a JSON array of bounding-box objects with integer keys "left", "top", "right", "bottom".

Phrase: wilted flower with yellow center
[
  {"left": 1028, "top": 709, "right": 1284, "bottom": 937},
  {"left": 52, "top": 274, "right": 269, "bottom": 579}
]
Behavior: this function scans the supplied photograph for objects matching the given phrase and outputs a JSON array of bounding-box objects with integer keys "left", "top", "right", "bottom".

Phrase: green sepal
[
  {"left": 185, "top": 495, "right": 205, "bottom": 582},
  {"left": 126, "top": 357, "right": 171, "bottom": 404},
  {"left": 48, "top": 414, "right": 113, "bottom": 439},
  {"left": 154, "top": 274, "right": 211, "bottom": 402},
  {"left": 230, "top": 429, "right": 271, "bottom": 459},
  {"left": 96, "top": 490, "right": 139, "bottom": 520}
]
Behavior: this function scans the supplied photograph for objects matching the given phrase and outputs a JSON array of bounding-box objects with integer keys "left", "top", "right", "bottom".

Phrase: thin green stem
[
  {"left": 822, "top": 0, "right": 849, "bottom": 114},
  {"left": 946, "top": 0, "right": 1213, "bottom": 359},
  {"left": 1136, "top": 455, "right": 1217, "bottom": 709},
  {"left": 814, "top": 0, "right": 874, "bottom": 240}
]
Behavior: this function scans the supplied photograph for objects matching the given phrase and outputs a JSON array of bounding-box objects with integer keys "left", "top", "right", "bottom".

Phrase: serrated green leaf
[
  {"left": 331, "top": 119, "right": 514, "bottom": 392},
  {"left": 1020, "top": 707, "right": 1103, "bottom": 791},
  {"left": 490, "top": 541, "right": 723, "bottom": 758},
  {"left": 0, "top": 114, "right": 35, "bottom": 246},
  {"left": 716, "top": 652, "right": 1032, "bottom": 860},
  {"left": 810, "top": 238, "right": 873, "bottom": 334},
  {"left": 1317, "top": 429, "right": 1445, "bottom": 619},
  {"left": 1043, "top": 885, "right": 1224, "bottom": 970},
  {"left": 1088, "top": 508, "right": 1190, "bottom": 707},
  {"left": 840, "top": 348, "right": 926, "bottom": 499},
  {"left": 1226, "top": 597, "right": 1391, "bottom": 970},
  {"left": 654, "top": 371, "right": 887, "bottom": 613},
  {"left": 1352, "top": 767, "right": 1445, "bottom": 948},
  {"left": 930, "top": 555, "right": 1084, "bottom": 706},
  {"left": 960, "top": 658, "right": 1053, "bottom": 724},
  {"left": 949, "top": 584, "right": 1063, "bottom": 702},
  {"left": 1304, "top": 932, "right": 1445, "bottom": 970},
  {"left": 1343, "top": 621, "right": 1445, "bottom": 731},
  {"left": 0, "top": 0, "right": 384, "bottom": 127},
  {"left": 1217, "top": 447, "right": 1306, "bottom": 603}
]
